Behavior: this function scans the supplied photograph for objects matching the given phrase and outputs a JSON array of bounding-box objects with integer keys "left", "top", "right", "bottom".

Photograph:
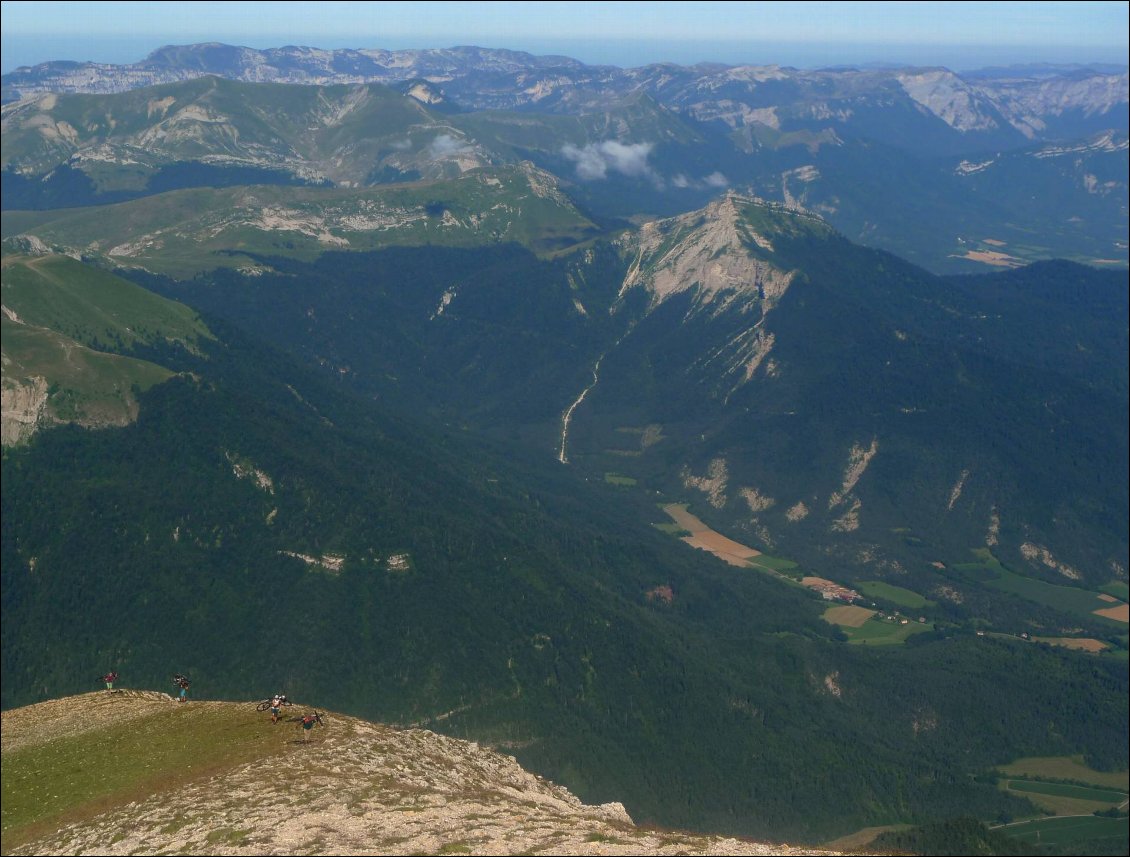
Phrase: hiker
[
  {"left": 270, "top": 693, "right": 288, "bottom": 724},
  {"left": 299, "top": 711, "right": 322, "bottom": 742},
  {"left": 173, "top": 674, "right": 190, "bottom": 703},
  {"left": 101, "top": 671, "right": 119, "bottom": 692}
]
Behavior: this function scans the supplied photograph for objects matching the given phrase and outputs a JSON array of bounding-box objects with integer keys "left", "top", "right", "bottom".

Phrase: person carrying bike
[
  {"left": 173, "top": 674, "right": 190, "bottom": 703},
  {"left": 299, "top": 711, "right": 323, "bottom": 742},
  {"left": 270, "top": 693, "right": 289, "bottom": 724},
  {"left": 101, "top": 671, "right": 119, "bottom": 692}
]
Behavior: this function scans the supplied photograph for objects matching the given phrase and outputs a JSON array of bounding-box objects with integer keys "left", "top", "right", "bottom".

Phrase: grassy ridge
[
  {"left": 1, "top": 254, "right": 208, "bottom": 442},
  {"left": 1, "top": 693, "right": 290, "bottom": 852},
  {"left": 1, "top": 316, "right": 173, "bottom": 425},
  {"left": 1, "top": 167, "right": 599, "bottom": 276}
]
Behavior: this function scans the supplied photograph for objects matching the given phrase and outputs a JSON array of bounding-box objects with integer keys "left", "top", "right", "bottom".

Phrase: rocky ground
[{"left": 2, "top": 691, "right": 858, "bottom": 856}]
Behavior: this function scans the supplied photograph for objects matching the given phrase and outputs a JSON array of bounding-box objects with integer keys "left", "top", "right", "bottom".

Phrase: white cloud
[
  {"left": 561, "top": 142, "right": 610, "bottom": 180},
  {"left": 429, "top": 133, "right": 471, "bottom": 158},
  {"left": 671, "top": 171, "right": 729, "bottom": 191},
  {"left": 561, "top": 140, "right": 656, "bottom": 182}
]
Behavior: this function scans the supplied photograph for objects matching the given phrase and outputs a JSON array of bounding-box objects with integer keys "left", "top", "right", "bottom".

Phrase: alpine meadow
[{"left": 1, "top": 16, "right": 1128, "bottom": 857}]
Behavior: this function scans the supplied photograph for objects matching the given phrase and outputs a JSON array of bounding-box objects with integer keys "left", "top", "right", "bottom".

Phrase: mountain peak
[
  {"left": 2, "top": 692, "right": 846, "bottom": 855},
  {"left": 620, "top": 193, "right": 823, "bottom": 311}
]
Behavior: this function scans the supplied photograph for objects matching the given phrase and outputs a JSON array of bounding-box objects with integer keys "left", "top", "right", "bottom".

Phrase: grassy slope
[
  {"left": 1, "top": 255, "right": 209, "bottom": 439},
  {"left": 1, "top": 317, "right": 172, "bottom": 426},
  {"left": 1, "top": 691, "right": 291, "bottom": 853},
  {"left": 1, "top": 255, "right": 208, "bottom": 349}
]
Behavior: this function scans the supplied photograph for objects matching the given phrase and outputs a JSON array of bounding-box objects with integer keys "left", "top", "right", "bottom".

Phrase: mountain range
[
  {"left": 1, "top": 42, "right": 1127, "bottom": 856},
  {"left": 3, "top": 45, "right": 1127, "bottom": 271}
]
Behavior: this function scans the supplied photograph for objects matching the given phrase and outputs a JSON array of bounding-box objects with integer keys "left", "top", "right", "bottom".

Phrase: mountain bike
[{"left": 255, "top": 698, "right": 294, "bottom": 711}]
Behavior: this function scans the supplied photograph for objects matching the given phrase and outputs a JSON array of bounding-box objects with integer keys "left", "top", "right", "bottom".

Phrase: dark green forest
[
  {"left": 133, "top": 237, "right": 1129, "bottom": 617},
  {"left": 3, "top": 304, "right": 1126, "bottom": 842}
]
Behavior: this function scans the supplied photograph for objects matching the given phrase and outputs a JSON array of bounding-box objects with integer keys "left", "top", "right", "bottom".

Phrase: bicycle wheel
[{"left": 255, "top": 700, "right": 272, "bottom": 711}]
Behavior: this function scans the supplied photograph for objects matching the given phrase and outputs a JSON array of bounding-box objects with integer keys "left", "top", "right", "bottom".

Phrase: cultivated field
[
  {"left": 954, "top": 249, "right": 1025, "bottom": 267},
  {"left": 821, "top": 824, "right": 910, "bottom": 851},
  {"left": 1032, "top": 637, "right": 1109, "bottom": 653},
  {"left": 746, "top": 554, "right": 799, "bottom": 573},
  {"left": 1094, "top": 603, "right": 1130, "bottom": 623},
  {"left": 662, "top": 504, "right": 762, "bottom": 568},
  {"left": 958, "top": 549, "right": 1129, "bottom": 625},
  {"left": 999, "top": 756, "right": 1130, "bottom": 791},
  {"left": 1005, "top": 780, "right": 1127, "bottom": 804},
  {"left": 839, "top": 617, "right": 931, "bottom": 646},
  {"left": 996, "top": 815, "right": 1128, "bottom": 848},
  {"left": 822, "top": 606, "right": 875, "bottom": 627}
]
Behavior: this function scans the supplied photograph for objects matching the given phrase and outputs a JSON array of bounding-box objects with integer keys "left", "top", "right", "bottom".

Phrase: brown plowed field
[
  {"left": 1093, "top": 603, "right": 1129, "bottom": 623},
  {"left": 1033, "top": 637, "right": 1110, "bottom": 652},
  {"left": 662, "top": 503, "right": 761, "bottom": 567},
  {"left": 823, "top": 605, "right": 876, "bottom": 627}
]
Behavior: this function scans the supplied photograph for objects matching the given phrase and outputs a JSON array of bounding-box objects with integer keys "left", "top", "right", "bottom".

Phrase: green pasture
[
  {"left": 998, "top": 756, "right": 1129, "bottom": 791},
  {"left": 1004, "top": 779, "right": 1126, "bottom": 804},
  {"left": 840, "top": 617, "right": 931, "bottom": 646},
  {"left": 858, "top": 580, "right": 932, "bottom": 609},
  {"left": 604, "top": 473, "right": 638, "bottom": 486},
  {"left": 956, "top": 549, "right": 1125, "bottom": 626},
  {"left": 996, "top": 815, "right": 1128, "bottom": 847},
  {"left": 1100, "top": 581, "right": 1130, "bottom": 601},
  {"left": 746, "top": 554, "right": 799, "bottom": 572}
]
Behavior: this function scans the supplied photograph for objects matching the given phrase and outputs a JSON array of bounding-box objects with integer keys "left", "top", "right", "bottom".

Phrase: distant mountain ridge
[
  {"left": 4, "top": 42, "right": 1126, "bottom": 153},
  {"left": 4, "top": 51, "right": 1126, "bottom": 272}
]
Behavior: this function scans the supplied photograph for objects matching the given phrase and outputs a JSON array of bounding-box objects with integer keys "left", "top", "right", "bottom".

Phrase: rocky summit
[{"left": 1, "top": 691, "right": 851, "bottom": 856}]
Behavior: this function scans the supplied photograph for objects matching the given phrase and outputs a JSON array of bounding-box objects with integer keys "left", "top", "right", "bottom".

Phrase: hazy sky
[{"left": 2, "top": 1, "right": 1128, "bottom": 73}]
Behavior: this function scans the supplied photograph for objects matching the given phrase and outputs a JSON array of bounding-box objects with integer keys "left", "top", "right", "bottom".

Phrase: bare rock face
[
  {"left": 3, "top": 693, "right": 850, "bottom": 856},
  {"left": 0, "top": 374, "right": 49, "bottom": 446},
  {"left": 615, "top": 194, "right": 828, "bottom": 397},
  {"left": 619, "top": 194, "right": 799, "bottom": 315}
]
